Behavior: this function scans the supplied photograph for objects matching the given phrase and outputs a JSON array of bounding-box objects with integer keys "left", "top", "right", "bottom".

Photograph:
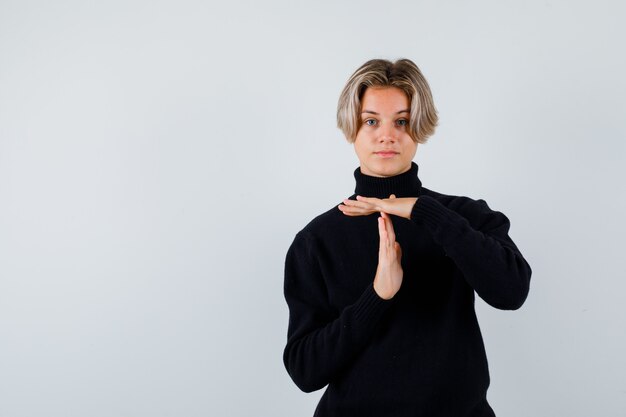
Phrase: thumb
[
  {"left": 389, "top": 194, "right": 396, "bottom": 199},
  {"left": 395, "top": 241, "right": 402, "bottom": 259}
]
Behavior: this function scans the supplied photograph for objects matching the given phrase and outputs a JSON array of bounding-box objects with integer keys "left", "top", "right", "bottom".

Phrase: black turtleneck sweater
[{"left": 282, "top": 162, "right": 531, "bottom": 417}]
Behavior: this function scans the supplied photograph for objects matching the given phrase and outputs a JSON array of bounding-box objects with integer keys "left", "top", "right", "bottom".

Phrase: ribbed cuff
[
  {"left": 353, "top": 282, "right": 394, "bottom": 323},
  {"left": 410, "top": 195, "right": 450, "bottom": 231}
]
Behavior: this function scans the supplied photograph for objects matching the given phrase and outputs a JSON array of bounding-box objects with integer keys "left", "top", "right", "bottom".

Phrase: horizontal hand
[{"left": 338, "top": 194, "right": 418, "bottom": 220}]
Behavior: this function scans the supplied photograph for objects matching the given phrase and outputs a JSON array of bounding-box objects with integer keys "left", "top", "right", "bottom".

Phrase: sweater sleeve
[
  {"left": 410, "top": 194, "right": 532, "bottom": 310},
  {"left": 282, "top": 231, "right": 394, "bottom": 393}
]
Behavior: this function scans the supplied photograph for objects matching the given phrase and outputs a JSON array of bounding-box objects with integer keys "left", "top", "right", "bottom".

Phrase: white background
[{"left": 1, "top": 1, "right": 625, "bottom": 416}]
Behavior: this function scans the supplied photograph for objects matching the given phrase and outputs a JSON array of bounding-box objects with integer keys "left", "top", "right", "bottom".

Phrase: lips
[{"left": 375, "top": 151, "right": 399, "bottom": 157}]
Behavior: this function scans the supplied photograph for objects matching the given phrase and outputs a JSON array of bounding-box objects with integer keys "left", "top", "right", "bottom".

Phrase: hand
[
  {"left": 338, "top": 194, "right": 418, "bottom": 220},
  {"left": 373, "top": 211, "right": 403, "bottom": 300}
]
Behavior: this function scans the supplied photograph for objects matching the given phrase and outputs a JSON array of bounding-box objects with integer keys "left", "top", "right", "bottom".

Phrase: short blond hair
[{"left": 336, "top": 58, "right": 438, "bottom": 144}]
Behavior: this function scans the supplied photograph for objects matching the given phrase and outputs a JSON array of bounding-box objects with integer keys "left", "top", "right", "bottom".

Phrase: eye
[
  {"left": 396, "top": 119, "right": 408, "bottom": 127},
  {"left": 364, "top": 119, "right": 377, "bottom": 126}
]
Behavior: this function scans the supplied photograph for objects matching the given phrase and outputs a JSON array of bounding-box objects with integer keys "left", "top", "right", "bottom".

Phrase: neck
[{"left": 354, "top": 162, "right": 422, "bottom": 198}]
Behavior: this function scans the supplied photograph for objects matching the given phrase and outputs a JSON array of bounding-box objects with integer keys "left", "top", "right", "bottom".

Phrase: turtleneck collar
[{"left": 353, "top": 161, "right": 422, "bottom": 199}]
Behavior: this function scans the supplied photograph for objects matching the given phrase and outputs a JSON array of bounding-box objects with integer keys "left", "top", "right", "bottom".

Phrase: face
[{"left": 353, "top": 86, "right": 417, "bottom": 177}]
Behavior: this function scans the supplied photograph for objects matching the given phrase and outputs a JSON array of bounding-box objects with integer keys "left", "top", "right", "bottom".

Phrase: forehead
[{"left": 361, "top": 87, "right": 410, "bottom": 112}]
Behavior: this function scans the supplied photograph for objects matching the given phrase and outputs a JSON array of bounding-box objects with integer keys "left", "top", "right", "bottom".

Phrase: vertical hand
[{"left": 373, "top": 211, "right": 403, "bottom": 300}]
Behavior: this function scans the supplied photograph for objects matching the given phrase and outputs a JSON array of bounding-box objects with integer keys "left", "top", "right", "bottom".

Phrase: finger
[
  {"left": 338, "top": 206, "right": 377, "bottom": 216},
  {"left": 356, "top": 195, "right": 379, "bottom": 202},
  {"left": 338, "top": 204, "right": 376, "bottom": 216},
  {"left": 389, "top": 194, "right": 396, "bottom": 199},
  {"left": 382, "top": 212, "right": 396, "bottom": 243},
  {"left": 380, "top": 213, "right": 393, "bottom": 249},
  {"left": 343, "top": 198, "right": 379, "bottom": 211},
  {"left": 395, "top": 241, "right": 402, "bottom": 260},
  {"left": 378, "top": 216, "right": 388, "bottom": 250},
  {"left": 341, "top": 210, "right": 376, "bottom": 217}
]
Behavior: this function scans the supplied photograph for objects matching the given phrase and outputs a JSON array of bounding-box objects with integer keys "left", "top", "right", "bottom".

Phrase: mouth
[{"left": 374, "top": 151, "right": 399, "bottom": 158}]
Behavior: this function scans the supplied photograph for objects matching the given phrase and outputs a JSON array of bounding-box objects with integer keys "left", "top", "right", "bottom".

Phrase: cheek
[
  {"left": 354, "top": 144, "right": 368, "bottom": 159},
  {"left": 353, "top": 134, "right": 368, "bottom": 151},
  {"left": 353, "top": 140, "right": 362, "bottom": 155},
  {"left": 353, "top": 140, "right": 373, "bottom": 161},
  {"left": 400, "top": 143, "right": 417, "bottom": 159}
]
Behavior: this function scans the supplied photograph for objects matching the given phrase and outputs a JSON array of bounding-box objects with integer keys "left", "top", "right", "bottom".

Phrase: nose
[{"left": 378, "top": 123, "right": 397, "bottom": 142}]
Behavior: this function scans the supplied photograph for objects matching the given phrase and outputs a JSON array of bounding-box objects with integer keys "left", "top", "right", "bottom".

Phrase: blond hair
[{"left": 336, "top": 58, "right": 438, "bottom": 144}]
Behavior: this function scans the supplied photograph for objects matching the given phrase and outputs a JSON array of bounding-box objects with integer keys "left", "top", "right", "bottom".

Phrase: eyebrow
[{"left": 361, "top": 109, "right": 410, "bottom": 115}]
